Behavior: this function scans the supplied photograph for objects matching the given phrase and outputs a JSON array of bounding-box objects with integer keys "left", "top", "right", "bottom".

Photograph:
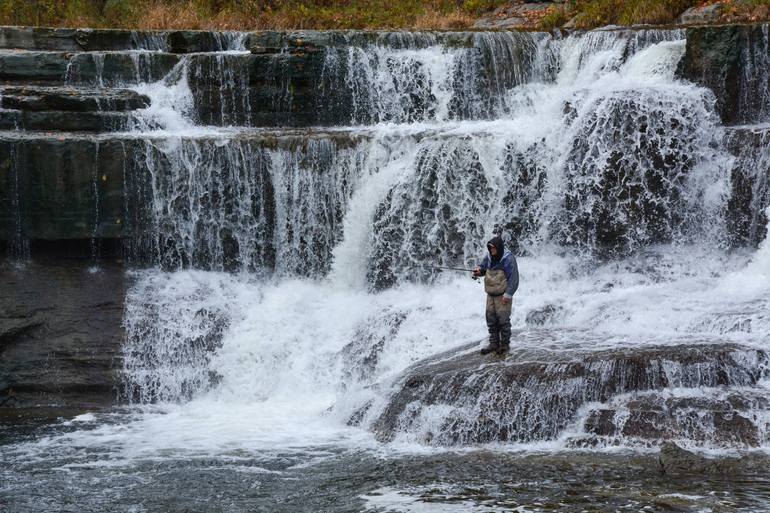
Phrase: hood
[{"left": 487, "top": 236, "right": 504, "bottom": 266}]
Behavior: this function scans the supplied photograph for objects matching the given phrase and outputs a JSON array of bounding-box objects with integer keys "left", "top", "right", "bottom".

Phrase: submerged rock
[
  {"left": 657, "top": 442, "right": 762, "bottom": 475},
  {"left": 525, "top": 304, "right": 563, "bottom": 326}
]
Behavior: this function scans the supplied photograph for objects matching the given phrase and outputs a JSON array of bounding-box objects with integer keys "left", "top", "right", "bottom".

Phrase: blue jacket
[{"left": 479, "top": 250, "right": 519, "bottom": 299}]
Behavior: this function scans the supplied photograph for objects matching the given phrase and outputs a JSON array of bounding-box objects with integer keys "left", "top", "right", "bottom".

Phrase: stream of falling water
[{"left": 4, "top": 27, "right": 770, "bottom": 513}]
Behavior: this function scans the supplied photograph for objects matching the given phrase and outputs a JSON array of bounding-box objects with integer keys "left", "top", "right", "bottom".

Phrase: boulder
[
  {"left": 473, "top": 1, "right": 555, "bottom": 29},
  {"left": 473, "top": 17, "right": 527, "bottom": 29},
  {"left": 678, "top": 3, "right": 725, "bottom": 25},
  {"left": 658, "top": 442, "right": 753, "bottom": 474},
  {"left": 525, "top": 304, "right": 562, "bottom": 326}
]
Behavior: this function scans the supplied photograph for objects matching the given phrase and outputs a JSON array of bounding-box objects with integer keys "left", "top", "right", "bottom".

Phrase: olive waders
[{"left": 480, "top": 269, "right": 512, "bottom": 355}]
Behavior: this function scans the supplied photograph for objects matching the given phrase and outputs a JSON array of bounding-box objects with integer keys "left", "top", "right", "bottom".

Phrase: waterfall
[
  {"left": 117, "top": 29, "right": 732, "bottom": 277},
  {"left": 5, "top": 25, "right": 770, "bottom": 454}
]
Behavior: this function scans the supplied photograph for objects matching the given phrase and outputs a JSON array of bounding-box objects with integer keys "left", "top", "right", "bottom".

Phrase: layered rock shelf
[
  {"left": 0, "top": 24, "right": 767, "bottom": 255},
  {"left": 368, "top": 340, "right": 770, "bottom": 447}
]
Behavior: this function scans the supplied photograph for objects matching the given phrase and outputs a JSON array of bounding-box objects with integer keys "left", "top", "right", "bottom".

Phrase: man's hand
[
  {"left": 501, "top": 296, "right": 511, "bottom": 304},
  {"left": 472, "top": 267, "right": 481, "bottom": 278}
]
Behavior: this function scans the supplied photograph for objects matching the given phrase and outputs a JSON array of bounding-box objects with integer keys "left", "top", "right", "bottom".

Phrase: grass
[
  {"left": 573, "top": 0, "right": 696, "bottom": 27},
  {"left": 539, "top": 0, "right": 770, "bottom": 29},
  {"left": 0, "top": 0, "right": 496, "bottom": 30},
  {"left": 722, "top": 0, "right": 770, "bottom": 22},
  {"left": 0, "top": 0, "right": 768, "bottom": 31}
]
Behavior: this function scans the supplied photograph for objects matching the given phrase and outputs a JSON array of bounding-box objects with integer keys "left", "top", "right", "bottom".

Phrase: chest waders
[{"left": 482, "top": 269, "right": 512, "bottom": 353}]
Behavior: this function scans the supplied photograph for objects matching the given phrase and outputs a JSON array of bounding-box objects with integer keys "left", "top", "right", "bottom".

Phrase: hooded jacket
[{"left": 478, "top": 236, "right": 519, "bottom": 299}]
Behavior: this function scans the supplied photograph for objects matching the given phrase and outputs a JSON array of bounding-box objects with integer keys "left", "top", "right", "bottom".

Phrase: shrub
[
  {"left": 539, "top": 5, "right": 573, "bottom": 29},
  {"left": 0, "top": 0, "right": 768, "bottom": 30}
]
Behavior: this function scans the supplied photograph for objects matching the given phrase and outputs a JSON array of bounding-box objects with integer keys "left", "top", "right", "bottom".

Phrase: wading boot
[
  {"left": 496, "top": 343, "right": 510, "bottom": 356},
  {"left": 480, "top": 342, "right": 499, "bottom": 355}
]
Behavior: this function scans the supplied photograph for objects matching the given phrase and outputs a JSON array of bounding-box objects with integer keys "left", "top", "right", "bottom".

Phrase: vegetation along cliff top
[{"left": 1, "top": 0, "right": 769, "bottom": 32}]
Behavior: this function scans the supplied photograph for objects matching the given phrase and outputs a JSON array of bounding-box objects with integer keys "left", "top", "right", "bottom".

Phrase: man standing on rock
[{"left": 473, "top": 235, "right": 519, "bottom": 355}]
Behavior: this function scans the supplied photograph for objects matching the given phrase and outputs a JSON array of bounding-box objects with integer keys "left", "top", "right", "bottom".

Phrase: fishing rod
[
  {"left": 414, "top": 265, "right": 477, "bottom": 280},
  {"left": 412, "top": 265, "right": 482, "bottom": 281},
  {"left": 413, "top": 264, "right": 477, "bottom": 272},
  {"left": 433, "top": 265, "right": 477, "bottom": 272}
]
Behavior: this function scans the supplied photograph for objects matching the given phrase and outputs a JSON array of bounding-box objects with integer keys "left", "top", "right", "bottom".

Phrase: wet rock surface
[
  {"left": 0, "top": 136, "right": 131, "bottom": 241},
  {"left": 372, "top": 339, "right": 769, "bottom": 446},
  {"left": 0, "top": 51, "right": 71, "bottom": 83},
  {"left": 0, "top": 259, "right": 127, "bottom": 413},
  {"left": 340, "top": 309, "right": 408, "bottom": 387},
  {"left": 726, "top": 126, "right": 770, "bottom": 246},
  {"left": 657, "top": 441, "right": 766, "bottom": 475},
  {"left": 0, "top": 85, "right": 150, "bottom": 112},
  {"left": 577, "top": 389, "right": 770, "bottom": 448},
  {"left": 679, "top": 23, "right": 770, "bottom": 124},
  {"left": 0, "top": 85, "right": 149, "bottom": 132},
  {"left": 0, "top": 130, "right": 368, "bottom": 250}
]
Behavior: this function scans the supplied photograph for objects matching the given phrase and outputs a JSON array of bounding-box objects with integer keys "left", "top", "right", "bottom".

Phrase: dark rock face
[
  {"left": 0, "top": 260, "right": 127, "bottom": 412},
  {"left": 2, "top": 110, "right": 132, "bottom": 132},
  {"left": 0, "top": 131, "right": 366, "bottom": 272},
  {"left": 555, "top": 92, "right": 716, "bottom": 257},
  {"left": 0, "top": 27, "right": 159, "bottom": 52},
  {"left": 62, "top": 52, "right": 181, "bottom": 86},
  {"left": 679, "top": 24, "right": 770, "bottom": 124},
  {"left": 0, "top": 86, "right": 150, "bottom": 132},
  {"left": 0, "top": 85, "right": 149, "bottom": 112},
  {"left": 0, "top": 51, "right": 71, "bottom": 83},
  {"left": 0, "top": 136, "right": 130, "bottom": 242},
  {"left": 371, "top": 340, "right": 769, "bottom": 446},
  {"left": 367, "top": 141, "right": 492, "bottom": 290},
  {"left": 726, "top": 126, "right": 770, "bottom": 247}
]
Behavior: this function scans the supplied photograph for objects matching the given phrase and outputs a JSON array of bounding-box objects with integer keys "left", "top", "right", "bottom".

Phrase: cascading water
[
  {"left": 92, "top": 25, "right": 770, "bottom": 454},
  {"left": 5, "top": 24, "right": 770, "bottom": 512}
]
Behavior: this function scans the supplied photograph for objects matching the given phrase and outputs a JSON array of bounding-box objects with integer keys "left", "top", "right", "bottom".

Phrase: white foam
[{"left": 361, "top": 487, "right": 501, "bottom": 513}]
